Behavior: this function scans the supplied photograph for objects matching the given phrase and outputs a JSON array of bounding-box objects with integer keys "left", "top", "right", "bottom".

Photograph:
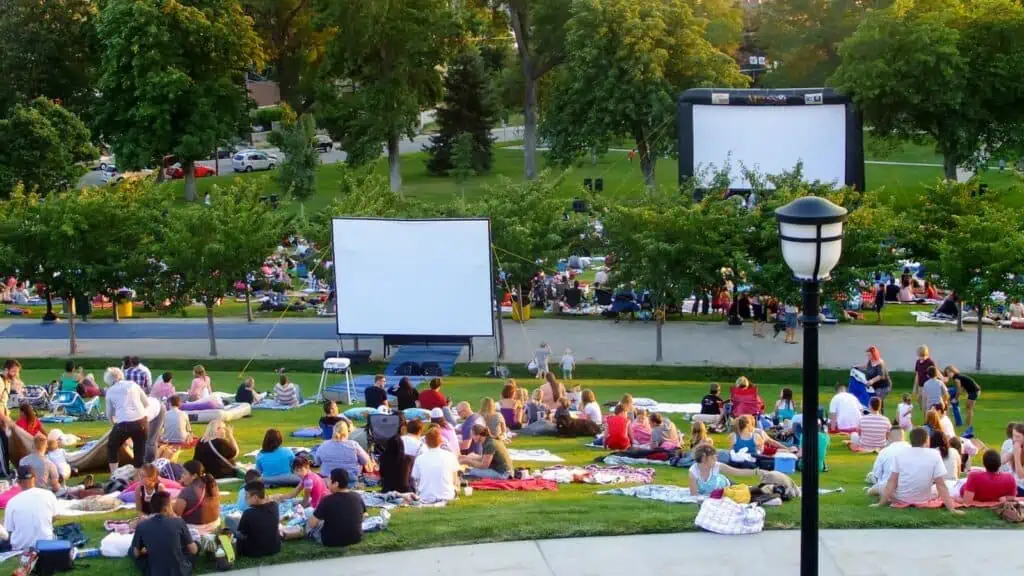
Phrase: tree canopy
[
  {"left": 0, "top": 98, "right": 97, "bottom": 196},
  {"left": 425, "top": 48, "right": 498, "bottom": 176}
]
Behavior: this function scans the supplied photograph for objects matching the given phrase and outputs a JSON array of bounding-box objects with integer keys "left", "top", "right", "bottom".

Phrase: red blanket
[{"left": 469, "top": 478, "right": 558, "bottom": 492}]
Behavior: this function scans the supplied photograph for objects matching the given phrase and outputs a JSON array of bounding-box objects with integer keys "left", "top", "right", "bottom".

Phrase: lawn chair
[
  {"left": 9, "top": 385, "right": 50, "bottom": 412},
  {"left": 730, "top": 385, "right": 765, "bottom": 419},
  {"left": 49, "top": 390, "right": 101, "bottom": 420},
  {"left": 365, "top": 412, "right": 402, "bottom": 460}
]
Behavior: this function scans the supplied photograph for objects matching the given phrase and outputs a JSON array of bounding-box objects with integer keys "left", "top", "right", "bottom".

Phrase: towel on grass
[
  {"left": 253, "top": 398, "right": 316, "bottom": 411},
  {"left": 507, "top": 449, "right": 564, "bottom": 463},
  {"left": 539, "top": 465, "right": 655, "bottom": 485},
  {"left": 469, "top": 479, "right": 558, "bottom": 492},
  {"left": 598, "top": 484, "right": 702, "bottom": 504}
]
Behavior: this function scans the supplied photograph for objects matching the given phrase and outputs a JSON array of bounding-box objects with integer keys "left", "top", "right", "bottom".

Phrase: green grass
[{"left": 6, "top": 362, "right": 1021, "bottom": 575}]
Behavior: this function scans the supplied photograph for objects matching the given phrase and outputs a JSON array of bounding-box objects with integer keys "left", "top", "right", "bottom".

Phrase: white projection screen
[
  {"left": 678, "top": 88, "right": 865, "bottom": 196},
  {"left": 332, "top": 218, "right": 494, "bottom": 338}
]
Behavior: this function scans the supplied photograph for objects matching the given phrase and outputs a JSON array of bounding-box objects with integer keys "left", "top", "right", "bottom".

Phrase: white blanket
[
  {"left": 508, "top": 449, "right": 564, "bottom": 463},
  {"left": 55, "top": 497, "right": 134, "bottom": 517},
  {"left": 598, "top": 484, "right": 702, "bottom": 504},
  {"left": 624, "top": 398, "right": 700, "bottom": 415}
]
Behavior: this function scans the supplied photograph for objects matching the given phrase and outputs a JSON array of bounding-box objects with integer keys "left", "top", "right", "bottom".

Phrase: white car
[
  {"left": 103, "top": 167, "right": 154, "bottom": 184},
  {"left": 232, "top": 151, "right": 278, "bottom": 172}
]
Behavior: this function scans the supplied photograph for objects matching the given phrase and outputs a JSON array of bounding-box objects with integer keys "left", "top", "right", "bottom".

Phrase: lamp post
[{"left": 775, "top": 196, "right": 847, "bottom": 576}]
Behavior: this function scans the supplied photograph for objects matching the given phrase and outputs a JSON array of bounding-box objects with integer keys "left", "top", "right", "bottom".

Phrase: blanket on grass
[
  {"left": 603, "top": 455, "right": 672, "bottom": 467},
  {"left": 57, "top": 495, "right": 134, "bottom": 517},
  {"left": 508, "top": 448, "right": 564, "bottom": 463},
  {"left": 539, "top": 465, "right": 655, "bottom": 485},
  {"left": 357, "top": 491, "right": 448, "bottom": 510},
  {"left": 292, "top": 427, "right": 323, "bottom": 438},
  {"left": 253, "top": 398, "right": 317, "bottom": 411},
  {"left": 469, "top": 478, "right": 558, "bottom": 492},
  {"left": 598, "top": 484, "right": 702, "bottom": 504}
]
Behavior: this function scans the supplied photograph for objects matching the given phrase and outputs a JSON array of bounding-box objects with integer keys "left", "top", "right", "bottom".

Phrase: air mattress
[{"left": 185, "top": 402, "right": 251, "bottom": 424}]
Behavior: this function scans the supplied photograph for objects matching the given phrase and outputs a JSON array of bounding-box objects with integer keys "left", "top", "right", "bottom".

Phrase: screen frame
[
  {"left": 331, "top": 216, "right": 496, "bottom": 339},
  {"left": 677, "top": 88, "right": 865, "bottom": 199}
]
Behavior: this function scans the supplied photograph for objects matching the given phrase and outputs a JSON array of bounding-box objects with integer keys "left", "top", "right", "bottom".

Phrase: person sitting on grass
[
  {"left": 273, "top": 374, "right": 300, "bottom": 407},
  {"left": 417, "top": 378, "right": 449, "bottom": 411},
  {"left": 923, "top": 408, "right": 944, "bottom": 436},
  {"left": 479, "top": 397, "right": 508, "bottom": 440},
  {"left": 15, "top": 404, "right": 43, "bottom": 437},
  {"left": 132, "top": 490, "right": 198, "bottom": 576},
  {"left": 188, "top": 365, "right": 212, "bottom": 402},
  {"left": 649, "top": 413, "right": 681, "bottom": 450},
  {"left": 850, "top": 397, "right": 891, "bottom": 452},
  {"left": 401, "top": 419, "right": 424, "bottom": 457},
  {"left": 498, "top": 381, "right": 523, "bottom": 430},
  {"left": 775, "top": 388, "right": 796, "bottom": 423},
  {"left": 235, "top": 377, "right": 265, "bottom": 405},
  {"left": 173, "top": 460, "right": 223, "bottom": 531},
  {"left": 871, "top": 427, "right": 962, "bottom": 513},
  {"left": 256, "top": 428, "right": 298, "bottom": 487},
  {"left": 828, "top": 382, "right": 863, "bottom": 434},
  {"left": 580, "top": 389, "right": 603, "bottom": 427},
  {"left": 387, "top": 376, "right": 419, "bottom": 411},
  {"left": 135, "top": 463, "right": 168, "bottom": 518},
  {"left": 162, "top": 395, "right": 194, "bottom": 447},
  {"left": 931, "top": 429, "right": 961, "bottom": 481},
  {"left": 305, "top": 469, "right": 367, "bottom": 548},
  {"left": 319, "top": 401, "right": 345, "bottom": 433},
  {"left": 364, "top": 375, "right": 388, "bottom": 410},
  {"left": 150, "top": 372, "right": 176, "bottom": 401},
  {"left": 378, "top": 436, "right": 413, "bottom": 493},
  {"left": 456, "top": 402, "right": 485, "bottom": 454},
  {"left": 287, "top": 454, "right": 329, "bottom": 508},
  {"left": 458, "top": 425, "right": 512, "bottom": 479},
  {"left": 236, "top": 469, "right": 262, "bottom": 512},
  {"left": 314, "top": 421, "right": 375, "bottom": 486},
  {"left": 932, "top": 402, "right": 956, "bottom": 438},
  {"left": 867, "top": 428, "right": 910, "bottom": 495},
  {"left": 553, "top": 397, "right": 601, "bottom": 438},
  {"left": 630, "top": 408, "right": 652, "bottom": 447},
  {"left": 603, "top": 404, "right": 632, "bottom": 451},
  {"left": 45, "top": 431, "right": 71, "bottom": 482},
  {"left": 694, "top": 384, "right": 726, "bottom": 429},
  {"left": 19, "top": 435, "right": 61, "bottom": 493},
  {"left": 958, "top": 449, "right": 1016, "bottom": 504},
  {"left": 59, "top": 361, "right": 81, "bottom": 394},
  {"left": 524, "top": 388, "right": 546, "bottom": 425},
  {"left": 192, "top": 419, "right": 239, "bottom": 479},
  {"left": 412, "top": 425, "right": 460, "bottom": 503},
  {"left": 235, "top": 480, "right": 281, "bottom": 559},
  {"left": 688, "top": 444, "right": 761, "bottom": 496}
]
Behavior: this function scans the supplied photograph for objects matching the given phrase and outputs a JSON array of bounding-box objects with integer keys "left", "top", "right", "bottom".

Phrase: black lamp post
[{"left": 774, "top": 196, "right": 847, "bottom": 576}]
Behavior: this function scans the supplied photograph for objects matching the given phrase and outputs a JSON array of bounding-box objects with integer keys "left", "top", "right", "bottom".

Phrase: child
[
  {"left": 525, "top": 388, "right": 546, "bottom": 424},
  {"left": 150, "top": 372, "right": 176, "bottom": 401},
  {"left": 162, "top": 395, "right": 194, "bottom": 446},
  {"left": 188, "top": 365, "right": 212, "bottom": 401},
  {"left": 783, "top": 302, "right": 799, "bottom": 344},
  {"left": 238, "top": 469, "right": 262, "bottom": 512},
  {"left": 305, "top": 469, "right": 369, "bottom": 547},
  {"left": 897, "top": 393, "right": 914, "bottom": 432},
  {"left": 568, "top": 385, "right": 582, "bottom": 412},
  {"left": 236, "top": 480, "right": 282, "bottom": 558},
  {"left": 775, "top": 388, "right": 796, "bottom": 423},
  {"left": 319, "top": 401, "right": 344, "bottom": 434},
  {"left": 619, "top": 394, "right": 635, "bottom": 420},
  {"left": 695, "top": 383, "right": 725, "bottom": 428},
  {"left": 689, "top": 421, "right": 712, "bottom": 450},
  {"left": 649, "top": 413, "right": 681, "bottom": 450},
  {"left": 274, "top": 374, "right": 300, "bottom": 407},
  {"left": 533, "top": 342, "right": 552, "bottom": 379},
  {"left": 235, "top": 377, "right": 265, "bottom": 405},
  {"left": 580, "top": 390, "right": 602, "bottom": 426},
  {"left": 630, "top": 408, "right": 652, "bottom": 447},
  {"left": 560, "top": 348, "right": 576, "bottom": 380},
  {"left": 46, "top": 430, "right": 72, "bottom": 481},
  {"left": 288, "top": 455, "right": 328, "bottom": 508}
]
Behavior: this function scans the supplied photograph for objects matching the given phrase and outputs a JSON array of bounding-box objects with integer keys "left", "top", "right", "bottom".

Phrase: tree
[
  {"left": 95, "top": 0, "right": 263, "bottom": 201},
  {"left": 542, "top": 0, "right": 748, "bottom": 186},
  {"left": 425, "top": 48, "right": 497, "bottom": 176},
  {"left": 936, "top": 209, "right": 1024, "bottom": 370},
  {"left": 756, "top": 0, "right": 892, "bottom": 88},
  {"left": 0, "top": 0, "right": 99, "bottom": 121},
  {"left": 502, "top": 0, "right": 571, "bottom": 180},
  {"left": 831, "top": 0, "right": 1024, "bottom": 178},
  {"left": 0, "top": 98, "right": 97, "bottom": 196},
  {"left": 155, "top": 181, "right": 291, "bottom": 356},
  {"left": 317, "top": 0, "right": 456, "bottom": 192},
  {"left": 243, "top": 0, "right": 327, "bottom": 114},
  {"left": 278, "top": 113, "right": 319, "bottom": 200}
]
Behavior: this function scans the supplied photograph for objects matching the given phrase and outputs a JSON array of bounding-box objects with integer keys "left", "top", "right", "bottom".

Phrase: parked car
[
  {"left": 314, "top": 134, "right": 333, "bottom": 153},
  {"left": 232, "top": 151, "right": 278, "bottom": 172},
  {"left": 165, "top": 164, "right": 215, "bottom": 179},
  {"left": 104, "top": 168, "right": 154, "bottom": 185},
  {"left": 94, "top": 155, "right": 115, "bottom": 171}
]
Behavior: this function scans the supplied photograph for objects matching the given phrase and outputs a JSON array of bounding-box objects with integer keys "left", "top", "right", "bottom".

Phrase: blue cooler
[
  {"left": 35, "top": 539, "right": 74, "bottom": 574},
  {"left": 774, "top": 453, "right": 798, "bottom": 474}
]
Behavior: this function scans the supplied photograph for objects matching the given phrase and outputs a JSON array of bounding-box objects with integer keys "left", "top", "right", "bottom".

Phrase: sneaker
[
  {"left": 963, "top": 426, "right": 974, "bottom": 439},
  {"left": 379, "top": 509, "right": 391, "bottom": 529}
]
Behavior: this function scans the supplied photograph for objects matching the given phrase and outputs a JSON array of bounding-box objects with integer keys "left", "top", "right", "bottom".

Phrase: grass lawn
[{"left": 6, "top": 363, "right": 1019, "bottom": 575}]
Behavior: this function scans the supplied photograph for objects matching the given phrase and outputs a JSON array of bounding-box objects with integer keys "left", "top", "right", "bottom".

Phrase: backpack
[
  {"left": 393, "top": 362, "right": 422, "bottom": 376},
  {"left": 420, "top": 362, "right": 443, "bottom": 377},
  {"left": 995, "top": 500, "right": 1024, "bottom": 523}
]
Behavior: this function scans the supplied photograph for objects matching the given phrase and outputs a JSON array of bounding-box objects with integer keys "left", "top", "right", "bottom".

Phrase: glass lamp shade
[{"left": 775, "top": 196, "right": 848, "bottom": 281}]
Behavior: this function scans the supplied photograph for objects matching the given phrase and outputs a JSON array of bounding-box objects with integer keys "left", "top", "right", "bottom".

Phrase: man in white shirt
[
  {"left": 402, "top": 420, "right": 424, "bottom": 458},
  {"left": 103, "top": 367, "right": 151, "bottom": 472},
  {"left": 873, "top": 428, "right": 962, "bottom": 513},
  {"left": 4, "top": 466, "right": 59, "bottom": 550},
  {"left": 411, "top": 426, "right": 460, "bottom": 503},
  {"left": 867, "top": 428, "right": 911, "bottom": 495},
  {"left": 828, "top": 382, "right": 863, "bottom": 433},
  {"left": 594, "top": 267, "right": 609, "bottom": 287}
]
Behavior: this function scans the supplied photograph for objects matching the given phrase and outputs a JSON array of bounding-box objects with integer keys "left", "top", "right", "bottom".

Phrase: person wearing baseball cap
[
  {"left": 3, "top": 465, "right": 58, "bottom": 550},
  {"left": 430, "top": 408, "right": 459, "bottom": 456}
]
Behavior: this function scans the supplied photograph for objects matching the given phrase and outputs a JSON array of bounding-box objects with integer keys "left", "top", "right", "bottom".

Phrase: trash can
[
  {"left": 116, "top": 300, "right": 133, "bottom": 318},
  {"left": 512, "top": 302, "right": 531, "bottom": 322}
]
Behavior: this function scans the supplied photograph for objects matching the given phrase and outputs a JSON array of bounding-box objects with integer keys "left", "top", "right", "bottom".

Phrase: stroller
[
  {"left": 49, "top": 390, "right": 102, "bottom": 420},
  {"left": 9, "top": 385, "right": 50, "bottom": 412},
  {"left": 365, "top": 412, "right": 403, "bottom": 460}
]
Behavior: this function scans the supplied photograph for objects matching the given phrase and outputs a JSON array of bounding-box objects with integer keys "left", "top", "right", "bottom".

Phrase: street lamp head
[{"left": 775, "top": 196, "right": 848, "bottom": 281}]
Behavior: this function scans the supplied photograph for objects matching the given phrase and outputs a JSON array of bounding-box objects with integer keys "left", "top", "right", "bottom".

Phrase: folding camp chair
[
  {"left": 49, "top": 391, "right": 101, "bottom": 419},
  {"left": 365, "top": 412, "right": 402, "bottom": 460}
]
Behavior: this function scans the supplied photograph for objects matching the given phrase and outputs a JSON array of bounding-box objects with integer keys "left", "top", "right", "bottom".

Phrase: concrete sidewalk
[
  {"left": 241, "top": 530, "right": 1022, "bottom": 576},
  {"left": 1, "top": 317, "right": 1019, "bottom": 373}
]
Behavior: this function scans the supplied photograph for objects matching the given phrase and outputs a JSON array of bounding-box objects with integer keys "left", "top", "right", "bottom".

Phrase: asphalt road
[{"left": 78, "top": 125, "right": 525, "bottom": 188}]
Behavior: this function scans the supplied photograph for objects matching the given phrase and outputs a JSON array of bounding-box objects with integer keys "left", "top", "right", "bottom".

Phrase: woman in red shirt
[
  {"left": 15, "top": 403, "right": 44, "bottom": 437},
  {"left": 960, "top": 449, "right": 1016, "bottom": 504},
  {"left": 417, "top": 378, "right": 449, "bottom": 411},
  {"left": 604, "top": 404, "right": 632, "bottom": 451}
]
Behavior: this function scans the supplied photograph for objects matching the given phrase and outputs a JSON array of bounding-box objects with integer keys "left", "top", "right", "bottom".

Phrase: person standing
[
  {"left": 105, "top": 367, "right": 151, "bottom": 472},
  {"left": 873, "top": 282, "right": 885, "bottom": 324},
  {"left": 921, "top": 366, "right": 949, "bottom": 413},
  {"left": 132, "top": 491, "right": 198, "bottom": 576},
  {"left": 862, "top": 345, "right": 892, "bottom": 412},
  {"left": 913, "top": 345, "right": 937, "bottom": 414},
  {"left": 945, "top": 365, "right": 980, "bottom": 435},
  {"left": 124, "top": 356, "right": 153, "bottom": 395},
  {"left": 533, "top": 342, "right": 552, "bottom": 379}
]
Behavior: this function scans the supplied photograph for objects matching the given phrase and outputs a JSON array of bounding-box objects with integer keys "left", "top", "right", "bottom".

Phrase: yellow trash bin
[
  {"left": 116, "top": 300, "right": 133, "bottom": 318},
  {"left": 512, "top": 302, "right": 532, "bottom": 322}
]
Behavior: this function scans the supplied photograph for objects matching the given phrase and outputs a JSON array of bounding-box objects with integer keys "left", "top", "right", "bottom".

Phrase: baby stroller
[
  {"left": 9, "top": 385, "right": 50, "bottom": 412},
  {"left": 49, "top": 390, "right": 102, "bottom": 420},
  {"left": 365, "top": 412, "right": 402, "bottom": 460}
]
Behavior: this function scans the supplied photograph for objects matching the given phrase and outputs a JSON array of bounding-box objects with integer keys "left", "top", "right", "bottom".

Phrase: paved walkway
[
  {"left": 241, "top": 530, "right": 1020, "bottom": 576},
  {"left": 0, "top": 317, "right": 1019, "bottom": 373}
]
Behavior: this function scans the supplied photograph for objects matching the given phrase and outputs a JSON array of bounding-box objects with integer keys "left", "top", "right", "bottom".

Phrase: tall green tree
[
  {"left": 0, "top": 0, "right": 99, "bottom": 121},
  {"left": 426, "top": 48, "right": 497, "bottom": 176},
  {"left": 832, "top": 0, "right": 1024, "bottom": 178},
  {"left": 317, "top": 0, "right": 456, "bottom": 192},
  {"left": 155, "top": 181, "right": 291, "bottom": 356},
  {"left": 95, "top": 0, "right": 263, "bottom": 201},
  {"left": 277, "top": 113, "right": 319, "bottom": 200},
  {"left": 0, "top": 98, "right": 97, "bottom": 196},
  {"left": 243, "top": 0, "right": 327, "bottom": 113},
  {"left": 937, "top": 209, "right": 1024, "bottom": 370},
  {"left": 756, "top": 0, "right": 891, "bottom": 88},
  {"left": 542, "top": 0, "right": 748, "bottom": 186}
]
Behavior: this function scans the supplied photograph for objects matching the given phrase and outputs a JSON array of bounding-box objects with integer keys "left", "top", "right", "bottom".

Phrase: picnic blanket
[
  {"left": 291, "top": 427, "right": 323, "bottom": 438},
  {"left": 253, "top": 398, "right": 317, "bottom": 411},
  {"left": 539, "top": 465, "right": 655, "bottom": 485},
  {"left": 357, "top": 491, "right": 448, "bottom": 510},
  {"left": 468, "top": 478, "right": 558, "bottom": 492},
  {"left": 597, "top": 484, "right": 702, "bottom": 504},
  {"left": 603, "top": 455, "right": 671, "bottom": 467},
  {"left": 41, "top": 415, "right": 78, "bottom": 424},
  {"left": 508, "top": 449, "right": 564, "bottom": 463},
  {"left": 56, "top": 495, "right": 134, "bottom": 517},
  {"left": 618, "top": 398, "right": 700, "bottom": 416}
]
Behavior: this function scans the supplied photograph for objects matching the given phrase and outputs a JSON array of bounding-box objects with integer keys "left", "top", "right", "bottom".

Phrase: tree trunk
[
  {"left": 112, "top": 291, "right": 120, "bottom": 323},
  {"left": 655, "top": 312, "right": 664, "bottom": 362},
  {"left": 943, "top": 156, "right": 958, "bottom": 181},
  {"left": 67, "top": 296, "right": 77, "bottom": 355},
  {"left": 245, "top": 286, "right": 253, "bottom": 322},
  {"left": 43, "top": 292, "right": 56, "bottom": 323},
  {"left": 956, "top": 300, "right": 964, "bottom": 332},
  {"left": 636, "top": 134, "right": 656, "bottom": 188},
  {"left": 975, "top": 303, "right": 983, "bottom": 371},
  {"left": 184, "top": 161, "right": 197, "bottom": 201},
  {"left": 214, "top": 147, "right": 220, "bottom": 176},
  {"left": 523, "top": 74, "right": 539, "bottom": 180},
  {"left": 496, "top": 296, "right": 506, "bottom": 360},
  {"left": 205, "top": 299, "right": 218, "bottom": 357},
  {"left": 387, "top": 133, "right": 402, "bottom": 192}
]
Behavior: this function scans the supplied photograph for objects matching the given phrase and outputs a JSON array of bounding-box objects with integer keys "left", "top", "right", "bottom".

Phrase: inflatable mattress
[
  {"left": 64, "top": 403, "right": 166, "bottom": 474},
  {"left": 186, "top": 402, "right": 251, "bottom": 424}
]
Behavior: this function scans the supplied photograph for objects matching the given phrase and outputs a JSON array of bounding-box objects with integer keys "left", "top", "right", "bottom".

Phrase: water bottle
[{"left": 76, "top": 548, "right": 101, "bottom": 559}]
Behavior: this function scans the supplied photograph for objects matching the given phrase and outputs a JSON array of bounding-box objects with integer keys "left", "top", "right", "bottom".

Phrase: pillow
[
  {"left": 182, "top": 399, "right": 221, "bottom": 411},
  {"left": 0, "top": 485, "right": 22, "bottom": 509},
  {"left": 402, "top": 408, "right": 431, "bottom": 422},
  {"left": 343, "top": 407, "right": 380, "bottom": 422}
]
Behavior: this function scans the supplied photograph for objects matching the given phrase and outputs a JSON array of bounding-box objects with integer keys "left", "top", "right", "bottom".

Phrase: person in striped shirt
[{"left": 851, "top": 397, "right": 891, "bottom": 452}]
